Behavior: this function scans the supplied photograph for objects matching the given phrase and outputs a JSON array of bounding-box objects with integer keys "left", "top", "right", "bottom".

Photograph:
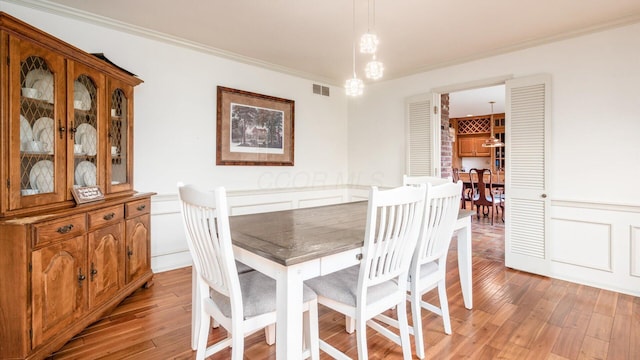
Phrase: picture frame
[{"left": 217, "top": 86, "right": 294, "bottom": 166}]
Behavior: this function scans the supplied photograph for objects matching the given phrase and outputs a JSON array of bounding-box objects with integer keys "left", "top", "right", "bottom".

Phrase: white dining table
[{"left": 191, "top": 201, "right": 474, "bottom": 359}]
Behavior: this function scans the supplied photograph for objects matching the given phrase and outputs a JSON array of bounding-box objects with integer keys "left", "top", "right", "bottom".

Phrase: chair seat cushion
[
  {"left": 211, "top": 271, "right": 316, "bottom": 319},
  {"left": 305, "top": 265, "right": 400, "bottom": 307}
]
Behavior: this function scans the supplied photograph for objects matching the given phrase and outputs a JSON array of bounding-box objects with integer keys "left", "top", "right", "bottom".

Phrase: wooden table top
[
  {"left": 230, "top": 201, "right": 473, "bottom": 267},
  {"left": 230, "top": 201, "right": 368, "bottom": 266}
]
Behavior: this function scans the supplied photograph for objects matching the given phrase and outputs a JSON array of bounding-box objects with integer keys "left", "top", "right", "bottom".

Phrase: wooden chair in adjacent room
[
  {"left": 452, "top": 168, "right": 471, "bottom": 209},
  {"left": 469, "top": 168, "right": 502, "bottom": 225},
  {"left": 177, "top": 183, "right": 319, "bottom": 360}
]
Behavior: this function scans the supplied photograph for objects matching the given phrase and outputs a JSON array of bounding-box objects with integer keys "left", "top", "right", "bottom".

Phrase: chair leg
[
  {"left": 491, "top": 201, "right": 496, "bottom": 226},
  {"left": 356, "top": 317, "right": 368, "bottom": 360},
  {"left": 438, "top": 280, "right": 452, "bottom": 335},
  {"left": 231, "top": 320, "right": 244, "bottom": 360},
  {"left": 345, "top": 316, "right": 355, "bottom": 334},
  {"left": 411, "top": 290, "right": 425, "bottom": 359},
  {"left": 264, "top": 324, "right": 275, "bottom": 345},
  {"left": 304, "top": 300, "right": 320, "bottom": 360},
  {"left": 195, "top": 305, "right": 211, "bottom": 360},
  {"left": 397, "top": 300, "right": 413, "bottom": 360}
]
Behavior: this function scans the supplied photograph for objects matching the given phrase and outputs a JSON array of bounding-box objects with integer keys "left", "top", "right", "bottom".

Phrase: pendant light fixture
[
  {"left": 365, "top": 54, "right": 384, "bottom": 80},
  {"left": 363, "top": 0, "right": 383, "bottom": 80},
  {"left": 482, "top": 101, "right": 504, "bottom": 148},
  {"left": 359, "top": 0, "right": 379, "bottom": 54},
  {"left": 345, "top": 0, "right": 364, "bottom": 96}
]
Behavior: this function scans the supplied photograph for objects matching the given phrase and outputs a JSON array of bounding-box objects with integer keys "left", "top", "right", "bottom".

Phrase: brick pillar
[{"left": 441, "top": 94, "right": 452, "bottom": 179}]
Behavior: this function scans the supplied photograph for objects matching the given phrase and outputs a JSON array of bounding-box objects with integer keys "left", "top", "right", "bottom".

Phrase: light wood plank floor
[{"left": 48, "top": 214, "right": 639, "bottom": 359}]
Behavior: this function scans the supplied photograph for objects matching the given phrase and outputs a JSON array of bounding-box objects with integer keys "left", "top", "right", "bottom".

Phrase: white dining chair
[
  {"left": 305, "top": 185, "right": 426, "bottom": 360},
  {"left": 407, "top": 180, "right": 463, "bottom": 359},
  {"left": 177, "top": 183, "right": 319, "bottom": 360}
]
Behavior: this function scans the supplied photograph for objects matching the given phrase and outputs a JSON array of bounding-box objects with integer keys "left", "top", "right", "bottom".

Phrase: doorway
[{"left": 445, "top": 85, "right": 506, "bottom": 261}]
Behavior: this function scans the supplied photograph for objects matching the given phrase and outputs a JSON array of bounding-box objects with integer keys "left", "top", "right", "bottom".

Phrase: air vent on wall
[{"left": 312, "top": 84, "right": 330, "bottom": 96}]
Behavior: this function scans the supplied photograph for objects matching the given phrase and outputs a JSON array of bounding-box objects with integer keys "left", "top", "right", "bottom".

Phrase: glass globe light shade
[
  {"left": 345, "top": 77, "right": 364, "bottom": 96},
  {"left": 359, "top": 33, "right": 379, "bottom": 54},
  {"left": 365, "top": 59, "right": 384, "bottom": 80}
]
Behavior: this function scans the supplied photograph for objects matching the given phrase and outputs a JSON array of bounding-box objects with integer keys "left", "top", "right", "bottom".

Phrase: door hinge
[
  {"left": 6, "top": 179, "right": 9, "bottom": 189},
  {"left": 433, "top": 106, "right": 438, "bottom": 115},
  {"left": 6, "top": 56, "right": 9, "bottom": 65},
  {"left": 29, "top": 262, "right": 32, "bottom": 272}
]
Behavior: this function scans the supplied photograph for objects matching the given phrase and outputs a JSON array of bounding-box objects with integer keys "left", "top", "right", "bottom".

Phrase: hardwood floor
[{"left": 48, "top": 214, "right": 639, "bottom": 359}]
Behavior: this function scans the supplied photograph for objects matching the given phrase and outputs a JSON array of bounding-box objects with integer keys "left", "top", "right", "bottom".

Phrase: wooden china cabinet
[
  {"left": 0, "top": 13, "right": 154, "bottom": 359},
  {"left": 453, "top": 112, "right": 506, "bottom": 173}
]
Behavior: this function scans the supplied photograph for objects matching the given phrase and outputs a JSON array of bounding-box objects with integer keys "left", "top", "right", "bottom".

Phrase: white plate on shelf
[
  {"left": 74, "top": 81, "right": 91, "bottom": 110},
  {"left": 75, "top": 160, "right": 96, "bottom": 187},
  {"left": 20, "top": 115, "right": 33, "bottom": 150},
  {"left": 32, "top": 78, "right": 54, "bottom": 103},
  {"left": 25, "top": 69, "right": 51, "bottom": 88},
  {"left": 33, "top": 117, "right": 54, "bottom": 153},
  {"left": 75, "top": 123, "right": 97, "bottom": 155},
  {"left": 29, "top": 160, "right": 54, "bottom": 193}
]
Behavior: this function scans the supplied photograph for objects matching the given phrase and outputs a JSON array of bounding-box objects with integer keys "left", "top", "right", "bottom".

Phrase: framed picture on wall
[{"left": 216, "top": 86, "right": 294, "bottom": 166}]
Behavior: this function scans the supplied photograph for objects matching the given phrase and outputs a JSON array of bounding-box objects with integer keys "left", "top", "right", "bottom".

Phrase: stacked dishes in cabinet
[
  {"left": 74, "top": 123, "right": 97, "bottom": 187},
  {"left": 75, "top": 161, "right": 97, "bottom": 187},
  {"left": 75, "top": 123, "right": 97, "bottom": 156},
  {"left": 21, "top": 116, "right": 54, "bottom": 153},
  {"left": 21, "top": 159, "right": 54, "bottom": 195}
]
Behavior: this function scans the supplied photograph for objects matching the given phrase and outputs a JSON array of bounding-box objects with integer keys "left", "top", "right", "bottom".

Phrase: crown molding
[
  {"left": 3, "top": 0, "right": 339, "bottom": 85},
  {"left": 4, "top": 0, "right": 640, "bottom": 85}
]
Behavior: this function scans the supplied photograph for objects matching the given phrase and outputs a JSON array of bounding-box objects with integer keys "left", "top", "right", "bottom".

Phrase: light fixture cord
[
  {"left": 372, "top": 0, "right": 376, "bottom": 32},
  {"left": 490, "top": 101, "right": 495, "bottom": 137},
  {"left": 352, "top": 0, "right": 356, "bottom": 77},
  {"left": 367, "top": 0, "right": 372, "bottom": 32}
]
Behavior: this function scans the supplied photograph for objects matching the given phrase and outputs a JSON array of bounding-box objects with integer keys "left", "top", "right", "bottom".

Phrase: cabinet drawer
[
  {"left": 33, "top": 214, "right": 86, "bottom": 247},
  {"left": 126, "top": 199, "right": 150, "bottom": 219},
  {"left": 88, "top": 205, "right": 124, "bottom": 231}
]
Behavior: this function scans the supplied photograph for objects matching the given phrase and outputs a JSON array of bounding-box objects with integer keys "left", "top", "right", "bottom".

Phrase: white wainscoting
[
  {"left": 149, "top": 185, "right": 371, "bottom": 273},
  {"left": 550, "top": 200, "right": 640, "bottom": 296}
]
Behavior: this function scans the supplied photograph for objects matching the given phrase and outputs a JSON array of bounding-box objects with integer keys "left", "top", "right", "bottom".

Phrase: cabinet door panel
[
  {"left": 474, "top": 138, "right": 491, "bottom": 157},
  {"left": 106, "top": 79, "right": 134, "bottom": 194},
  {"left": 88, "top": 223, "right": 124, "bottom": 308},
  {"left": 68, "top": 61, "right": 105, "bottom": 196},
  {"left": 458, "top": 137, "right": 475, "bottom": 156},
  {"left": 31, "top": 235, "right": 86, "bottom": 347},
  {"left": 125, "top": 214, "right": 150, "bottom": 283},
  {"left": 8, "top": 36, "right": 66, "bottom": 211}
]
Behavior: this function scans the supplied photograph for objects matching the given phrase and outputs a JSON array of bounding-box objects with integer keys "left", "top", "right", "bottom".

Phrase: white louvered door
[
  {"left": 505, "top": 75, "right": 551, "bottom": 275},
  {"left": 406, "top": 93, "right": 440, "bottom": 177}
]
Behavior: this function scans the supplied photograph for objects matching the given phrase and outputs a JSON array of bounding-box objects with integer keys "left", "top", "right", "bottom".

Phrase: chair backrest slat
[
  {"left": 360, "top": 185, "right": 426, "bottom": 292},
  {"left": 415, "top": 181, "right": 463, "bottom": 266},
  {"left": 178, "top": 184, "right": 241, "bottom": 306}
]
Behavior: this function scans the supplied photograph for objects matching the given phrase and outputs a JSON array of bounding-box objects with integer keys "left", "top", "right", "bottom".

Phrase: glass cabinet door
[
  {"left": 9, "top": 37, "right": 66, "bottom": 210},
  {"left": 69, "top": 62, "right": 104, "bottom": 197},
  {"left": 107, "top": 79, "right": 133, "bottom": 194}
]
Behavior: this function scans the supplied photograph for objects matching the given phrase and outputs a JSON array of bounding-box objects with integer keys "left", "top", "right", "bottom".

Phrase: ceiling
[{"left": 23, "top": 0, "right": 640, "bottom": 86}]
